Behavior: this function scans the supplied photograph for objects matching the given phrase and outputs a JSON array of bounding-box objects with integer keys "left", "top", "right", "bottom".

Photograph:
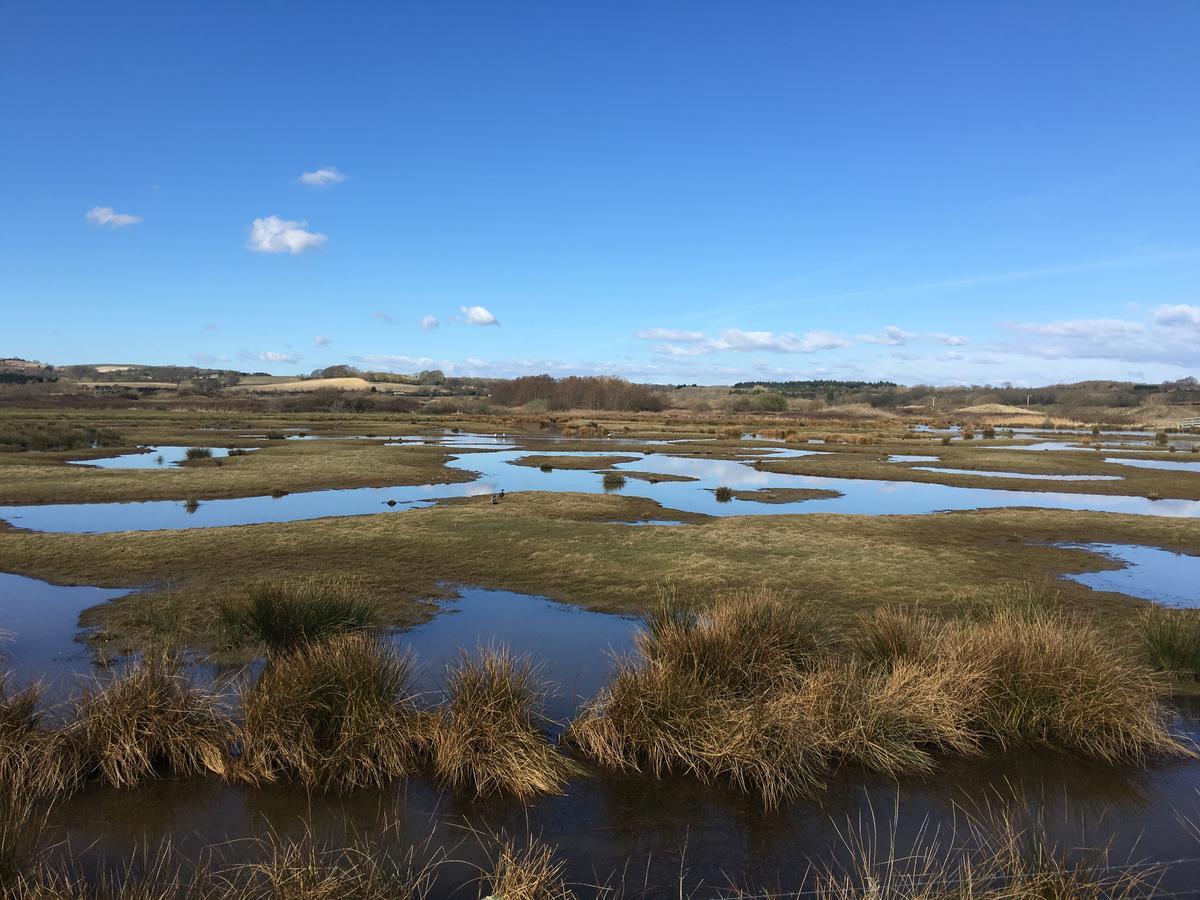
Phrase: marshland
[
  {"left": 2, "top": 371, "right": 1200, "bottom": 897},
  {"left": 7, "top": 5, "right": 1200, "bottom": 892}
]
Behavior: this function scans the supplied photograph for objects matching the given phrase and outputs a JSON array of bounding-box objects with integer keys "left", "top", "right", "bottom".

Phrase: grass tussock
[
  {"left": 1137, "top": 606, "right": 1200, "bottom": 680},
  {"left": 804, "top": 809, "right": 1161, "bottom": 900},
  {"left": 430, "top": 646, "right": 579, "bottom": 799},
  {"left": 1, "top": 837, "right": 441, "bottom": 900},
  {"left": 69, "top": 658, "right": 234, "bottom": 788},
  {"left": 238, "top": 634, "right": 429, "bottom": 789},
  {"left": 0, "top": 424, "right": 121, "bottom": 453},
  {"left": 217, "top": 577, "right": 374, "bottom": 652},
  {"left": 0, "top": 678, "right": 78, "bottom": 802},
  {"left": 184, "top": 447, "right": 213, "bottom": 460},
  {"left": 601, "top": 471, "right": 626, "bottom": 490},
  {"left": 569, "top": 586, "right": 1186, "bottom": 807},
  {"left": 482, "top": 837, "right": 576, "bottom": 900}
]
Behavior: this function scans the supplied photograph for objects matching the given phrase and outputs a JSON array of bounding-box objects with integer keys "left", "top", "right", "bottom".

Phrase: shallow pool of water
[
  {"left": 70, "top": 446, "right": 259, "bottom": 468},
  {"left": 395, "top": 587, "right": 637, "bottom": 725},
  {"left": 6, "top": 437, "right": 1200, "bottom": 533},
  {"left": 888, "top": 454, "right": 940, "bottom": 462},
  {"left": 1060, "top": 544, "right": 1200, "bottom": 608},
  {"left": 1104, "top": 456, "right": 1200, "bottom": 473},
  {"left": 0, "top": 573, "right": 131, "bottom": 687}
]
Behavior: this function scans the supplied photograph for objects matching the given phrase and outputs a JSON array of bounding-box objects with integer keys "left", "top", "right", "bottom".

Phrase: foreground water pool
[
  {"left": 4, "top": 437, "right": 1200, "bottom": 532},
  {"left": 0, "top": 572, "right": 130, "bottom": 687},
  {"left": 9, "top": 573, "right": 1200, "bottom": 893}
]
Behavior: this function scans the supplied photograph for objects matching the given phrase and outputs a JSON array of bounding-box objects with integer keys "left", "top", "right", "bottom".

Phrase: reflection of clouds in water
[
  {"left": 1060, "top": 543, "right": 1200, "bottom": 607},
  {"left": 913, "top": 466, "right": 1122, "bottom": 482}
]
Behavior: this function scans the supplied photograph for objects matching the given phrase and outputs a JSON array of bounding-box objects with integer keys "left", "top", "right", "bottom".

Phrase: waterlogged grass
[
  {"left": 431, "top": 647, "right": 579, "bottom": 799},
  {"left": 567, "top": 586, "right": 1188, "bottom": 808},
  {"left": 0, "top": 440, "right": 474, "bottom": 504},
  {"left": 185, "top": 446, "right": 213, "bottom": 460},
  {"left": 70, "top": 658, "right": 234, "bottom": 788},
  {"left": 0, "top": 423, "right": 122, "bottom": 454},
  {"left": 238, "top": 634, "right": 430, "bottom": 789},
  {"left": 217, "top": 577, "right": 375, "bottom": 652},
  {"left": 1, "top": 500, "right": 1195, "bottom": 662},
  {"left": 1138, "top": 607, "right": 1200, "bottom": 681}
]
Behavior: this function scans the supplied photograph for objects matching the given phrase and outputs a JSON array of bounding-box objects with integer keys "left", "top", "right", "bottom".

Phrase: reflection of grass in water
[{"left": 569, "top": 583, "right": 1187, "bottom": 808}]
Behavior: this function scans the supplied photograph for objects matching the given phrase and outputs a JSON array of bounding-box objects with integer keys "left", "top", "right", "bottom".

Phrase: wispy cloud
[
  {"left": 240, "top": 350, "right": 300, "bottom": 364},
  {"left": 86, "top": 206, "right": 142, "bottom": 228},
  {"left": 191, "top": 352, "right": 231, "bottom": 365},
  {"left": 420, "top": 315, "right": 439, "bottom": 331},
  {"left": 371, "top": 311, "right": 397, "bottom": 325},
  {"left": 998, "top": 304, "right": 1200, "bottom": 366},
  {"left": 635, "top": 328, "right": 706, "bottom": 342},
  {"left": 858, "top": 325, "right": 915, "bottom": 346},
  {"left": 314, "top": 335, "right": 332, "bottom": 347},
  {"left": 460, "top": 305, "right": 499, "bottom": 326},
  {"left": 931, "top": 333, "right": 969, "bottom": 346},
  {"left": 642, "top": 327, "right": 852, "bottom": 357},
  {"left": 298, "top": 167, "right": 347, "bottom": 187},
  {"left": 247, "top": 216, "right": 326, "bottom": 254}
]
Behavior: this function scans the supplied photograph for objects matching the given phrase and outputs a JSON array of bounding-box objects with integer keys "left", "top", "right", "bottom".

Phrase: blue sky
[{"left": 2, "top": 2, "right": 1198, "bottom": 385}]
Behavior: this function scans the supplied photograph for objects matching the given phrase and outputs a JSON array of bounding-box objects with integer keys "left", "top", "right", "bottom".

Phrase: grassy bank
[{"left": 0, "top": 441, "right": 476, "bottom": 505}]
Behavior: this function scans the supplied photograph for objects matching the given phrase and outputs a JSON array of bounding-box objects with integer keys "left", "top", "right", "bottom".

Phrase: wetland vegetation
[{"left": 2, "top": 373, "right": 1199, "bottom": 896}]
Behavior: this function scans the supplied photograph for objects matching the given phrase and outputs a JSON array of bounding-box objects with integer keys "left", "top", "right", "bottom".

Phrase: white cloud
[
  {"left": 240, "top": 350, "right": 300, "bottom": 364},
  {"left": 372, "top": 311, "right": 397, "bottom": 325},
  {"left": 1007, "top": 318, "right": 1145, "bottom": 340},
  {"left": 999, "top": 309, "right": 1200, "bottom": 367},
  {"left": 86, "top": 206, "right": 142, "bottom": 228},
  {"left": 937, "top": 351, "right": 967, "bottom": 362},
  {"left": 931, "top": 333, "right": 969, "bottom": 346},
  {"left": 635, "top": 328, "right": 707, "bottom": 342},
  {"left": 711, "top": 329, "right": 851, "bottom": 354},
  {"left": 460, "top": 305, "right": 499, "bottom": 326},
  {"left": 314, "top": 335, "right": 331, "bottom": 347},
  {"left": 858, "top": 326, "right": 915, "bottom": 346},
  {"left": 1153, "top": 304, "right": 1200, "bottom": 329},
  {"left": 298, "top": 167, "right": 347, "bottom": 187},
  {"left": 420, "top": 315, "right": 439, "bottom": 331},
  {"left": 247, "top": 216, "right": 327, "bottom": 254},
  {"left": 641, "top": 327, "right": 852, "bottom": 357}
]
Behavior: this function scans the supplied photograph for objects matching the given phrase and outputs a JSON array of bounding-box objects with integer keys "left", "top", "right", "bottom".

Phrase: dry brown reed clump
[
  {"left": 803, "top": 808, "right": 1161, "bottom": 900},
  {"left": 569, "top": 585, "right": 1187, "bottom": 808},
  {"left": 238, "top": 633, "right": 430, "bottom": 789},
  {"left": 430, "top": 646, "right": 579, "bottom": 799},
  {"left": 69, "top": 658, "right": 233, "bottom": 788},
  {"left": 1, "top": 835, "right": 442, "bottom": 900},
  {"left": 482, "top": 837, "right": 577, "bottom": 900}
]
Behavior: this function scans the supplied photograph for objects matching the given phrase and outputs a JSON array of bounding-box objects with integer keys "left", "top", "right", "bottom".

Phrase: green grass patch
[{"left": 217, "top": 577, "right": 374, "bottom": 652}]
